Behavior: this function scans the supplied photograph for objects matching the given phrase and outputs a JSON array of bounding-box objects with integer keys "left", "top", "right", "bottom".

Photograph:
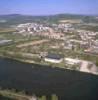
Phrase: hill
[{"left": 0, "top": 14, "right": 98, "bottom": 27}]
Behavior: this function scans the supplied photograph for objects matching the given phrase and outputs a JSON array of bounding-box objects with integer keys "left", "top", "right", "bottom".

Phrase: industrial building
[{"left": 44, "top": 54, "right": 63, "bottom": 63}]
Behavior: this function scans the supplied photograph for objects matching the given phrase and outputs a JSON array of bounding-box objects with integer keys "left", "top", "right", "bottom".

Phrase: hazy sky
[{"left": 0, "top": 0, "right": 98, "bottom": 15}]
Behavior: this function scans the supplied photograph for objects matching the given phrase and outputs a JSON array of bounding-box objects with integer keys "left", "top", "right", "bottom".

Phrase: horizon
[
  {"left": 0, "top": 13, "right": 97, "bottom": 17},
  {"left": 0, "top": 0, "right": 98, "bottom": 15}
]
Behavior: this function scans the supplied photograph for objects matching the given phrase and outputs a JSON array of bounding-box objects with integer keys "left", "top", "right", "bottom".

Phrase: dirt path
[{"left": 17, "top": 39, "right": 49, "bottom": 48}]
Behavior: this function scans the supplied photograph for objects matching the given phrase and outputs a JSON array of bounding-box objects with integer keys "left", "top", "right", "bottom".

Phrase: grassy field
[
  {"left": 0, "top": 28, "right": 15, "bottom": 33},
  {"left": 59, "top": 19, "right": 82, "bottom": 23},
  {"left": 17, "top": 39, "right": 50, "bottom": 48}
]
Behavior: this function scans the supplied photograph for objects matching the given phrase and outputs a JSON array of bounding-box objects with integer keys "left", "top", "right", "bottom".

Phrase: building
[
  {"left": 65, "top": 58, "right": 81, "bottom": 65},
  {"left": 64, "top": 41, "right": 73, "bottom": 50},
  {"left": 44, "top": 54, "right": 63, "bottom": 63}
]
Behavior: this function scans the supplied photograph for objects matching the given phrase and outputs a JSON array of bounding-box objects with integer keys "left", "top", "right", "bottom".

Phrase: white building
[{"left": 65, "top": 58, "right": 81, "bottom": 65}]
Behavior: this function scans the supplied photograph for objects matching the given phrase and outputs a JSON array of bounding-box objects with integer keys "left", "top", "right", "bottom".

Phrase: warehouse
[{"left": 44, "top": 54, "right": 63, "bottom": 63}]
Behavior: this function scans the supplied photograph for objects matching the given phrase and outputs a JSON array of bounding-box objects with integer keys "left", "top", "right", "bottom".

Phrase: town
[{"left": 0, "top": 17, "right": 98, "bottom": 75}]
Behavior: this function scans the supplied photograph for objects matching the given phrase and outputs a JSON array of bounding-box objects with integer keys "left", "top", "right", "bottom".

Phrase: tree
[
  {"left": 40, "top": 96, "right": 47, "bottom": 100},
  {"left": 51, "top": 94, "right": 58, "bottom": 100},
  {"left": 83, "top": 16, "right": 91, "bottom": 23}
]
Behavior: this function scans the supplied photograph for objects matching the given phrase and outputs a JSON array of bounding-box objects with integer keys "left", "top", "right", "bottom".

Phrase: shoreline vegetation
[{"left": 0, "top": 89, "right": 59, "bottom": 100}]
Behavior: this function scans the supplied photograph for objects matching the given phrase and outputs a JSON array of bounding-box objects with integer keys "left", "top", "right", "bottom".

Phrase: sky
[{"left": 0, "top": 0, "right": 98, "bottom": 15}]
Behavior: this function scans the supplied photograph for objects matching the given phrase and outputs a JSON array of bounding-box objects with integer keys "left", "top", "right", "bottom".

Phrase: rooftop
[{"left": 45, "top": 53, "right": 62, "bottom": 60}]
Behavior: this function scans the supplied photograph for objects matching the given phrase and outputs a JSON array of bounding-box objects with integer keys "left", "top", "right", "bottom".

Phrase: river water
[{"left": 0, "top": 57, "right": 98, "bottom": 100}]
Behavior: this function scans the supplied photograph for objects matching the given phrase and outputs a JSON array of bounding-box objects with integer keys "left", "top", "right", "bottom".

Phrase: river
[{"left": 0, "top": 57, "right": 98, "bottom": 100}]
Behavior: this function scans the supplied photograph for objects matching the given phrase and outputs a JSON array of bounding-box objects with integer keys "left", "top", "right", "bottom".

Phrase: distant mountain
[
  {"left": 0, "top": 14, "right": 37, "bottom": 27},
  {"left": 0, "top": 14, "right": 98, "bottom": 27}
]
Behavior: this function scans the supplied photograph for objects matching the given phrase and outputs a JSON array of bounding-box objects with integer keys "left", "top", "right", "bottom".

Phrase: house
[{"left": 44, "top": 54, "right": 63, "bottom": 63}]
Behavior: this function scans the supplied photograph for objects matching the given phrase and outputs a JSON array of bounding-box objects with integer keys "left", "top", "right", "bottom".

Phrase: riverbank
[
  {"left": 0, "top": 54, "right": 65, "bottom": 69},
  {"left": 0, "top": 54, "right": 98, "bottom": 76},
  {"left": 0, "top": 54, "right": 39, "bottom": 65}
]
